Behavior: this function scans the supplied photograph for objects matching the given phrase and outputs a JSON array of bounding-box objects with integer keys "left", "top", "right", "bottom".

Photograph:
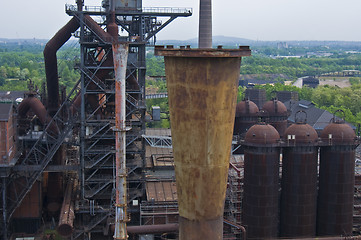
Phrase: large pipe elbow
[
  {"left": 44, "top": 17, "right": 80, "bottom": 115},
  {"left": 18, "top": 97, "right": 58, "bottom": 135}
]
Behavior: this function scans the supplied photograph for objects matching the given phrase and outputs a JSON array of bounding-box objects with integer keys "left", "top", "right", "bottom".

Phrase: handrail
[{"left": 66, "top": 4, "right": 192, "bottom": 15}]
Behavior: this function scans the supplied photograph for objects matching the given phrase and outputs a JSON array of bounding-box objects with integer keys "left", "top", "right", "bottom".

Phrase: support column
[{"left": 112, "top": 43, "right": 129, "bottom": 240}]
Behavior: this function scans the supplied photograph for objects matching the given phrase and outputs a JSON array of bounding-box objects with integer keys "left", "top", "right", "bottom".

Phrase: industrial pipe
[
  {"left": 44, "top": 17, "right": 80, "bottom": 116},
  {"left": 155, "top": 45, "right": 251, "bottom": 240},
  {"left": 44, "top": 14, "right": 110, "bottom": 117},
  {"left": 112, "top": 43, "right": 129, "bottom": 240},
  {"left": 57, "top": 177, "right": 76, "bottom": 237},
  {"left": 127, "top": 224, "right": 179, "bottom": 235}
]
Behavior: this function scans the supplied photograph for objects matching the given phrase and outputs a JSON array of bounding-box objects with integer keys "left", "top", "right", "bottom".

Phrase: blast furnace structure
[{"left": 0, "top": 0, "right": 191, "bottom": 239}]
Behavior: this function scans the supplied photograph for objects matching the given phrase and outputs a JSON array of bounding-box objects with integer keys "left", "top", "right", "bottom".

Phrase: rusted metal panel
[
  {"left": 281, "top": 123, "right": 319, "bottom": 237},
  {"left": 0, "top": 103, "right": 13, "bottom": 165},
  {"left": 242, "top": 124, "right": 280, "bottom": 239},
  {"left": 12, "top": 181, "right": 41, "bottom": 218},
  {"left": 7, "top": 106, "right": 16, "bottom": 162},
  {"left": 146, "top": 181, "right": 177, "bottom": 202},
  {"left": 156, "top": 46, "right": 250, "bottom": 240},
  {"left": 179, "top": 216, "right": 223, "bottom": 240},
  {"left": 0, "top": 122, "right": 7, "bottom": 164}
]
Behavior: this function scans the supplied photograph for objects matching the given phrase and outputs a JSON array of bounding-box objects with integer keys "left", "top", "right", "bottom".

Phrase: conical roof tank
[
  {"left": 317, "top": 117, "right": 357, "bottom": 236},
  {"left": 243, "top": 123, "right": 280, "bottom": 239},
  {"left": 262, "top": 99, "right": 288, "bottom": 137},
  {"left": 281, "top": 116, "right": 318, "bottom": 238},
  {"left": 233, "top": 99, "right": 259, "bottom": 136}
]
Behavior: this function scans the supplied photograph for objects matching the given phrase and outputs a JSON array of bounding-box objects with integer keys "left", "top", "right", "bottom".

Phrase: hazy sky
[{"left": 2, "top": 0, "right": 361, "bottom": 41}]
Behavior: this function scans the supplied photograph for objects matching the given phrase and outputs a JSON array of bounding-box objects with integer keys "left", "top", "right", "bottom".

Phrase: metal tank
[
  {"left": 155, "top": 45, "right": 251, "bottom": 240},
  {"left": 242, "top": 123, "right": 280, "bottom": 239},
  {"left": 262, "top": 99, "right": 289, "bottom": 137},
  {"left": 317, "top": 115, "right": 358, "bottom": 236},
  {"left": 233, "top": 99, "right": 259, "bottom": 137},
  {"left": 280, "top": 112, "right": 319, "bottom": 237}
]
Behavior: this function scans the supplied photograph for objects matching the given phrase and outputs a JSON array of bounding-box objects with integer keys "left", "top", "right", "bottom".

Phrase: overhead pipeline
[{"left": 43, "top": 17, "right": 80, "bottom": 116}]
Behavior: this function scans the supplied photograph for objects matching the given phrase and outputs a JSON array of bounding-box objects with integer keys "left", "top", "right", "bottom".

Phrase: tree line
[{"left": 1, "top": 43, "right": 361, "bottom": 128}]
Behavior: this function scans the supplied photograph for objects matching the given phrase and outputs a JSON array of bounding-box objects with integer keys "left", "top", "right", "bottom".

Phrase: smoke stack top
[{"left": 198, "top": 0, "right": 212, "bottom": 48}]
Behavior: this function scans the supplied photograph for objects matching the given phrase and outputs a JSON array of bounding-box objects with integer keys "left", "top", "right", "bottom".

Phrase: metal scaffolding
[{"left": 65, "top": 3, "right": 191, "bottom": 239}]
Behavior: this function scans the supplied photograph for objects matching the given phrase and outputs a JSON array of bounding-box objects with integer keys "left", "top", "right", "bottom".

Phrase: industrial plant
[{"left": 0, "top": 0, "right": 360, "bottom": 240}]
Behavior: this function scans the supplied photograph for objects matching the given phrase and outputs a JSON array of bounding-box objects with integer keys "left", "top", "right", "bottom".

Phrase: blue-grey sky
[{"left": 1, "top": 0, "right": 361, "bottom": 41}]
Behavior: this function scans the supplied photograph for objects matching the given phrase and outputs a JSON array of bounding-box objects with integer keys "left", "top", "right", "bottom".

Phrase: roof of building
[
  {"left": 0, "top": 91, "right": 24, "bottom": 102},
  {"left": 284, "top": 100, "right": 355, "bottom": 131}
]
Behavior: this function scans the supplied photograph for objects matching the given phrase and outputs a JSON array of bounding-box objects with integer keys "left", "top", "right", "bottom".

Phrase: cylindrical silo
[
  {"left": 242, "top": 123, "right": 280, "bottom": 239},
  {"left": 262, "top": 99, "right": 289, "bottom": 137},
  {"left": 317, "top": 118, "right": 357, "bottom": 236},
  {"left": 155, "top": 45, "right": 251, "bottom": 240},
  {"left": 280, "top": 119, "right": 318, "bottom": 237},
  {"left": 233, "top": 99, "right": 259, "bottom": 137}
]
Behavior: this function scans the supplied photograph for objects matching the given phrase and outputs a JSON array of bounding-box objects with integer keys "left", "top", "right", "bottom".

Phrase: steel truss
[{"left": 66, "top": 4, "right": 191, "bottom": 239}]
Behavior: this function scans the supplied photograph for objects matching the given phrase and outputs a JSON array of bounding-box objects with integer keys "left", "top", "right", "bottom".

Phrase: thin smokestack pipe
[
  {"left": 43, "top": 17, "right": 80, "bottom": 116},
  {"left": 198, "top": 0, "right": 212, "bottom": 48}
]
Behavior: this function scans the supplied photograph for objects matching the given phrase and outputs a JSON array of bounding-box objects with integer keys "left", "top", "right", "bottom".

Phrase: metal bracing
[
  {"left": 64, "top": 3, "right": 192, "bottom": 238},
  {"left": 5, "top": 79, "right": 81, "bottom": 224},
  {"left": 142, "top": 135, "right": 172, "bottom": 148}
]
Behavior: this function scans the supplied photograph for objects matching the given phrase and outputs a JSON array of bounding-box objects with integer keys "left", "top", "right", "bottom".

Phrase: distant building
[
  {"left": 277, "top": 42, "right": 288, "bottom": 49},
  {"left": 302, "top": 76, "right": 319, "bottom": 88}
]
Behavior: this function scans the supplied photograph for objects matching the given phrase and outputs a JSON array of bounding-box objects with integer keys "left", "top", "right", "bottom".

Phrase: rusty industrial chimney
[
  {"left": 155, "top": 1, "right": 250, "bottom": 239},
  {"left": 155, "top": 45, "right": 250, "bottom": 240}
]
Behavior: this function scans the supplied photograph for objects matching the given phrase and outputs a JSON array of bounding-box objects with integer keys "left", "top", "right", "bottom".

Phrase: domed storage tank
[
  {"left": 242, "top": 123, "right": 280, "bottom": 239},
  {"left": 317, "top": 116, "right": 357, "bottom": 236},
  {"left": 233, "top": 99, "right": 259, "bottom": 137},
  {"left": 280, "top": 113, "right": 318, "bottom": 238},
  {"left": 262, "top": 99, "right": 289, "bottom": 137}
]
